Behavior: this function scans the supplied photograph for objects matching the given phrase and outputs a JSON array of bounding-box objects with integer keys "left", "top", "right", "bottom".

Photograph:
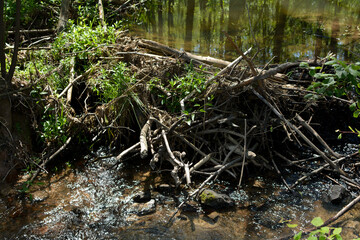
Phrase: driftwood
[
  {"left": 139, "top": 39, "right": 230, "bottom": 67},
  {"left": 7, "top": 29, "right": 55, "bottom": 35}
]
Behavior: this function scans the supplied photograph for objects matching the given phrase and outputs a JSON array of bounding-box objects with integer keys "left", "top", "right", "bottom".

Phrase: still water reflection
[{"left": 132, "top": 0, "right": 360, "bottom": 64}]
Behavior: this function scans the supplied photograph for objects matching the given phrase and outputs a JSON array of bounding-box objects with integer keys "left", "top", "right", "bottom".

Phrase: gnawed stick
[
  {"left": 180, "top": 48, "right": 252, "bottom": 112},
  {"left": 115, "top": 142, "right": 140, "bottom": 161},
  {"left": 59, "top": 65, "right": 95, "bottom": 98},
  {"left": 140, "top": 119, "right": 152, "bottom": 159},
  {"left": 66, "top": 57, "right": 75, "bottom": 104},
  {"left": 167, "top": 157, "right": 242, "bottom": 225},
  {"left": 29, "top": 137, "right": 72, "bottom": 183},
  {"left": 296, "top": 114, "right": 341, "bottom": 158},
  {"left": 252, "top": 89, "right": 347, "bottom": 177},
  {"left": 238, "top": 119, "right": 247, "bottom": 188},
  {"left": 232, "top": 62, "right": 299, "bottom": 89},
  {"left": 289, "top": 152, "right": 358, "bottom": 189}
]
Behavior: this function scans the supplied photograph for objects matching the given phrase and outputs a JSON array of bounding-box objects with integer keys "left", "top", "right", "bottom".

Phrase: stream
[
  {"left": 131, "top": 0, "right": 360, "bottom": 64},
  {"left": 1, "top": 146, "right": 360, "bottom": 239}
]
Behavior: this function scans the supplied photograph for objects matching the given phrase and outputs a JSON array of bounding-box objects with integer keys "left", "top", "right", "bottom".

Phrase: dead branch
[
  {"left": 296, "top": 114, "right": 342, "bottom": 158},
  {"left": 140, "top": 119, "right": 152, "bottom": 159},
  {"left": 252, "top": 89, "right": 347, "bottom": 176}
]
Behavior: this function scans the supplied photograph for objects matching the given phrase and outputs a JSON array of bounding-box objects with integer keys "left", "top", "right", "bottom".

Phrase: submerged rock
[
  {"left": 130, "top": 199, "right": 157, "bottom": 216},
  {"left": 154, "top": 184, "right": 176, "bottom": 196},
  {"left": 198, "top": 189, "right": 234, "bottom": 209},
  {"left": 325, "top": 185, "right": 346, "bottom": 204},
  {"left": 31, "top": 190, "right": 49, "bottom": 203},
  {"left": 133, "top": 190, "right": 151, "bottom": 203}
]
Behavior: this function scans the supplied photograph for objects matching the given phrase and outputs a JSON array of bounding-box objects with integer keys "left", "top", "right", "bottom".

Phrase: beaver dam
[{"left": 0, "top": 0, "right": 360, "bottom": 239}]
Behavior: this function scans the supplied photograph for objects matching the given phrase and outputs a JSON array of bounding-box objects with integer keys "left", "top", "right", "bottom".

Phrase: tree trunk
[{"left": 57, "top": 0, "right": 71, "bottom": 33}]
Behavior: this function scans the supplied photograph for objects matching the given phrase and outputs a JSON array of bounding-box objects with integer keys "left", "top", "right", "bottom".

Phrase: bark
[{"left": 57, "top": 0, "right": 71, "bottom": 33}]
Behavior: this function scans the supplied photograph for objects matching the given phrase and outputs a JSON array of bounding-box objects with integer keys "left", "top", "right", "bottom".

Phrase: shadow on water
[
  {"left": 1, "top": 147, "right": 360, "bottom": 239},
  {"left": 131, "top": 0, "right": 360, "bottom": 64}
]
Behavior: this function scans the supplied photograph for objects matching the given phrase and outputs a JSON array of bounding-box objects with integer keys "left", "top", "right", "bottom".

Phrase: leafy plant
[
  {"left": 41, "top": 105, "right": 68, "bottom": 144},
  {"left": 52, "top": 20, "right": 119, "bottom": 60},
  {"left": 288, "top": 217, "right": 354, "bottom": 240},
  {"left": 149, "top": 64, "right": 213, "bottom": 116},
  {"left": 93, "top": 62, "right": 136, "bottom": 102},
  {"left": 301, "top": 59, "right": 360, "bottom": 117}
]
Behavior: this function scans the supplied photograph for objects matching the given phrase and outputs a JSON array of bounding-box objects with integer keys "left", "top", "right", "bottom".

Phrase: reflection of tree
[
  {"left": 273, "top": 0, "right": 288, "bottom": 63},
  {"left": 158, "top": 0, "right": 163, "bottom": 37},
  {"left": 226, "top": 0, "right": 246, "bottom": 54},
  {"left": 200, "top": 0, "right": 211, "bottom": 52},
  {"left": 185, "top": 0, "right": 195, "bottom": 51},
  {"left": 167, "top": 0, "right": 174, "bottom": 47},
  {"left": 329, "top": 1, "right": 339, "bottom": 55},
  {"left": 314, "top": 0, "right": 325, "bottom": 62}
]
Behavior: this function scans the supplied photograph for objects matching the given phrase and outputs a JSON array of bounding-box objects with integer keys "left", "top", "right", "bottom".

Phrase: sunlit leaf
[{"left": 311, "top": 217, "right": 324, "bottom": 227}]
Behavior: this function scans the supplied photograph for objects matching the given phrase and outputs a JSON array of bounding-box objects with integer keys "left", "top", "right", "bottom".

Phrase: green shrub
[
  {"left": 52, "top": 20, "right": 119, "bottom": 60},
  {"left": 93, "top": 62, "right": 136, "bottom": 103},
  {"left": 302, "top": 59, "right": 360, "bottom": 118},
  {"left": 149, "top": 64, "right": 213, "bottom": 116}
]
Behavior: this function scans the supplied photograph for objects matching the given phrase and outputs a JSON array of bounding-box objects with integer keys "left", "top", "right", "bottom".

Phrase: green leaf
[
  {"left": 337, "top": 133, "right": 342, "bottom": 140},
  {"left": 334, "top": 235, "right": 342, "bottom": 240},
  {"left": 293, "top": 231, "right": 302, "bottom": 240},
  {"left": 308, "top": 236, "right": 318, "bottom": 240},
  {"left": 287, "top": 223, "right": 298, "bottom": 228},
  {"left": 311, "top": 217, "right": 324, "bottom": 227},
  {"left": 320, "top": 227, "right": 330, "bottom": 234},
  {"left": 300, "top": 62, "right": 309, "bottom": 68},
  {"left": 350, "top": 102, "right": 357, "bottom": 111},
  {"left": 332, "top": 227, "right": 342, "bottom": 235},
  {"left": 353, "top": 110, "right": 360, "bottom": 118}
]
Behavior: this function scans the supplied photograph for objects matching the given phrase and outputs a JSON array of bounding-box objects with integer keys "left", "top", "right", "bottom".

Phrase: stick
[
  {"left": 232, "top": 62, "right": 299, "bottom": 89},
  {"left": 115, "top": 142, "right": 140, "bottom": 161},
  {"left": 58, "top": 66, "right": 94, "bottom": 98},
  {"left": 289, "top": 152, "right": 358, "bottom": 189},
  {"left": 98, "top": 0, "right": 106, "bottom": 30},
  {"left": 180, "top": 48, "right": 252, "bottom": 112},
  {"left": 252, "top": 89, "right": 347, "bottom": 176},
  {"left": 238, "top": 119, "right": 247, "bottom": 188},
  {"left": 7, "top": 29, "right": 55, "bottom": 34},
  {"left": 29, "top": 137, "right": 72, "bottom": 183},
  {"left": 66, "top": 57, "right": 75, "bottom": 104},
  {"left": 296, "top": 114, "right": 341, "bottom": 158},
  {"left": 140, "top": 119, "right": 151, "bottom": 159}
]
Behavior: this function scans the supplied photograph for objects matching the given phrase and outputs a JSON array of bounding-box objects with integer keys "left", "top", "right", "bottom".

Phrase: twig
[
  {"left": 58, "top": 65, "right": 95, "bottom": 98},
  {"left": 140, "top": 119, "right": 152, "bottom": 159},
  {"left": 66, "top": 57, "right": 75, "bottom": 104},
  {"left": 296, "top": 114, "right": 341, "bottom": 158},
  {"left": 289, "top": 152, "right": 358, "bottom": 189},
  {"left": 252, "top": 89, "right": 347, "bottom": 176},
  {"left": 180, "top": 48, "right": 252, "bottom": 112},
  {"left": 115, "top": 142, "right": 140, "bottom": 161},
  {"left": 238, "top": 119, "right": 247, "bottom": 188},
  {"left": 29, "top": 137, "right": 72, "bottom": 183}
]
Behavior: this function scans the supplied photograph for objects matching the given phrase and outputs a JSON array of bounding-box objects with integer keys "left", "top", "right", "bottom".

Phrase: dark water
[
  {"left": 1, "top": 147, "right": 360, "bottom": 239},
  {"left": 132, "top": 0, "right": 360, "bottom": 64}
]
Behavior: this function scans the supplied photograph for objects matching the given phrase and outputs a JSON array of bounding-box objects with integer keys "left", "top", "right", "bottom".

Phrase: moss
[{"left": 200, "top": 191, "right": 215, "bottom": 204}]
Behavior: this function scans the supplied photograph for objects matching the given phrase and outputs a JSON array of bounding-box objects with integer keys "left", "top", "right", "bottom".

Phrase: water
[
  {"left": 131, "top": 0, "right": 360, "bottom": 64},
  {"left": 1, "top": 148, "right": 359, "bottom": 239}
]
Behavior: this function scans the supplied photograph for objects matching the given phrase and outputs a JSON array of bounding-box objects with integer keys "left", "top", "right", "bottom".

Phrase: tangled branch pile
[{"left": 13, "top": 29, "right": 359, "bottom": 197}]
